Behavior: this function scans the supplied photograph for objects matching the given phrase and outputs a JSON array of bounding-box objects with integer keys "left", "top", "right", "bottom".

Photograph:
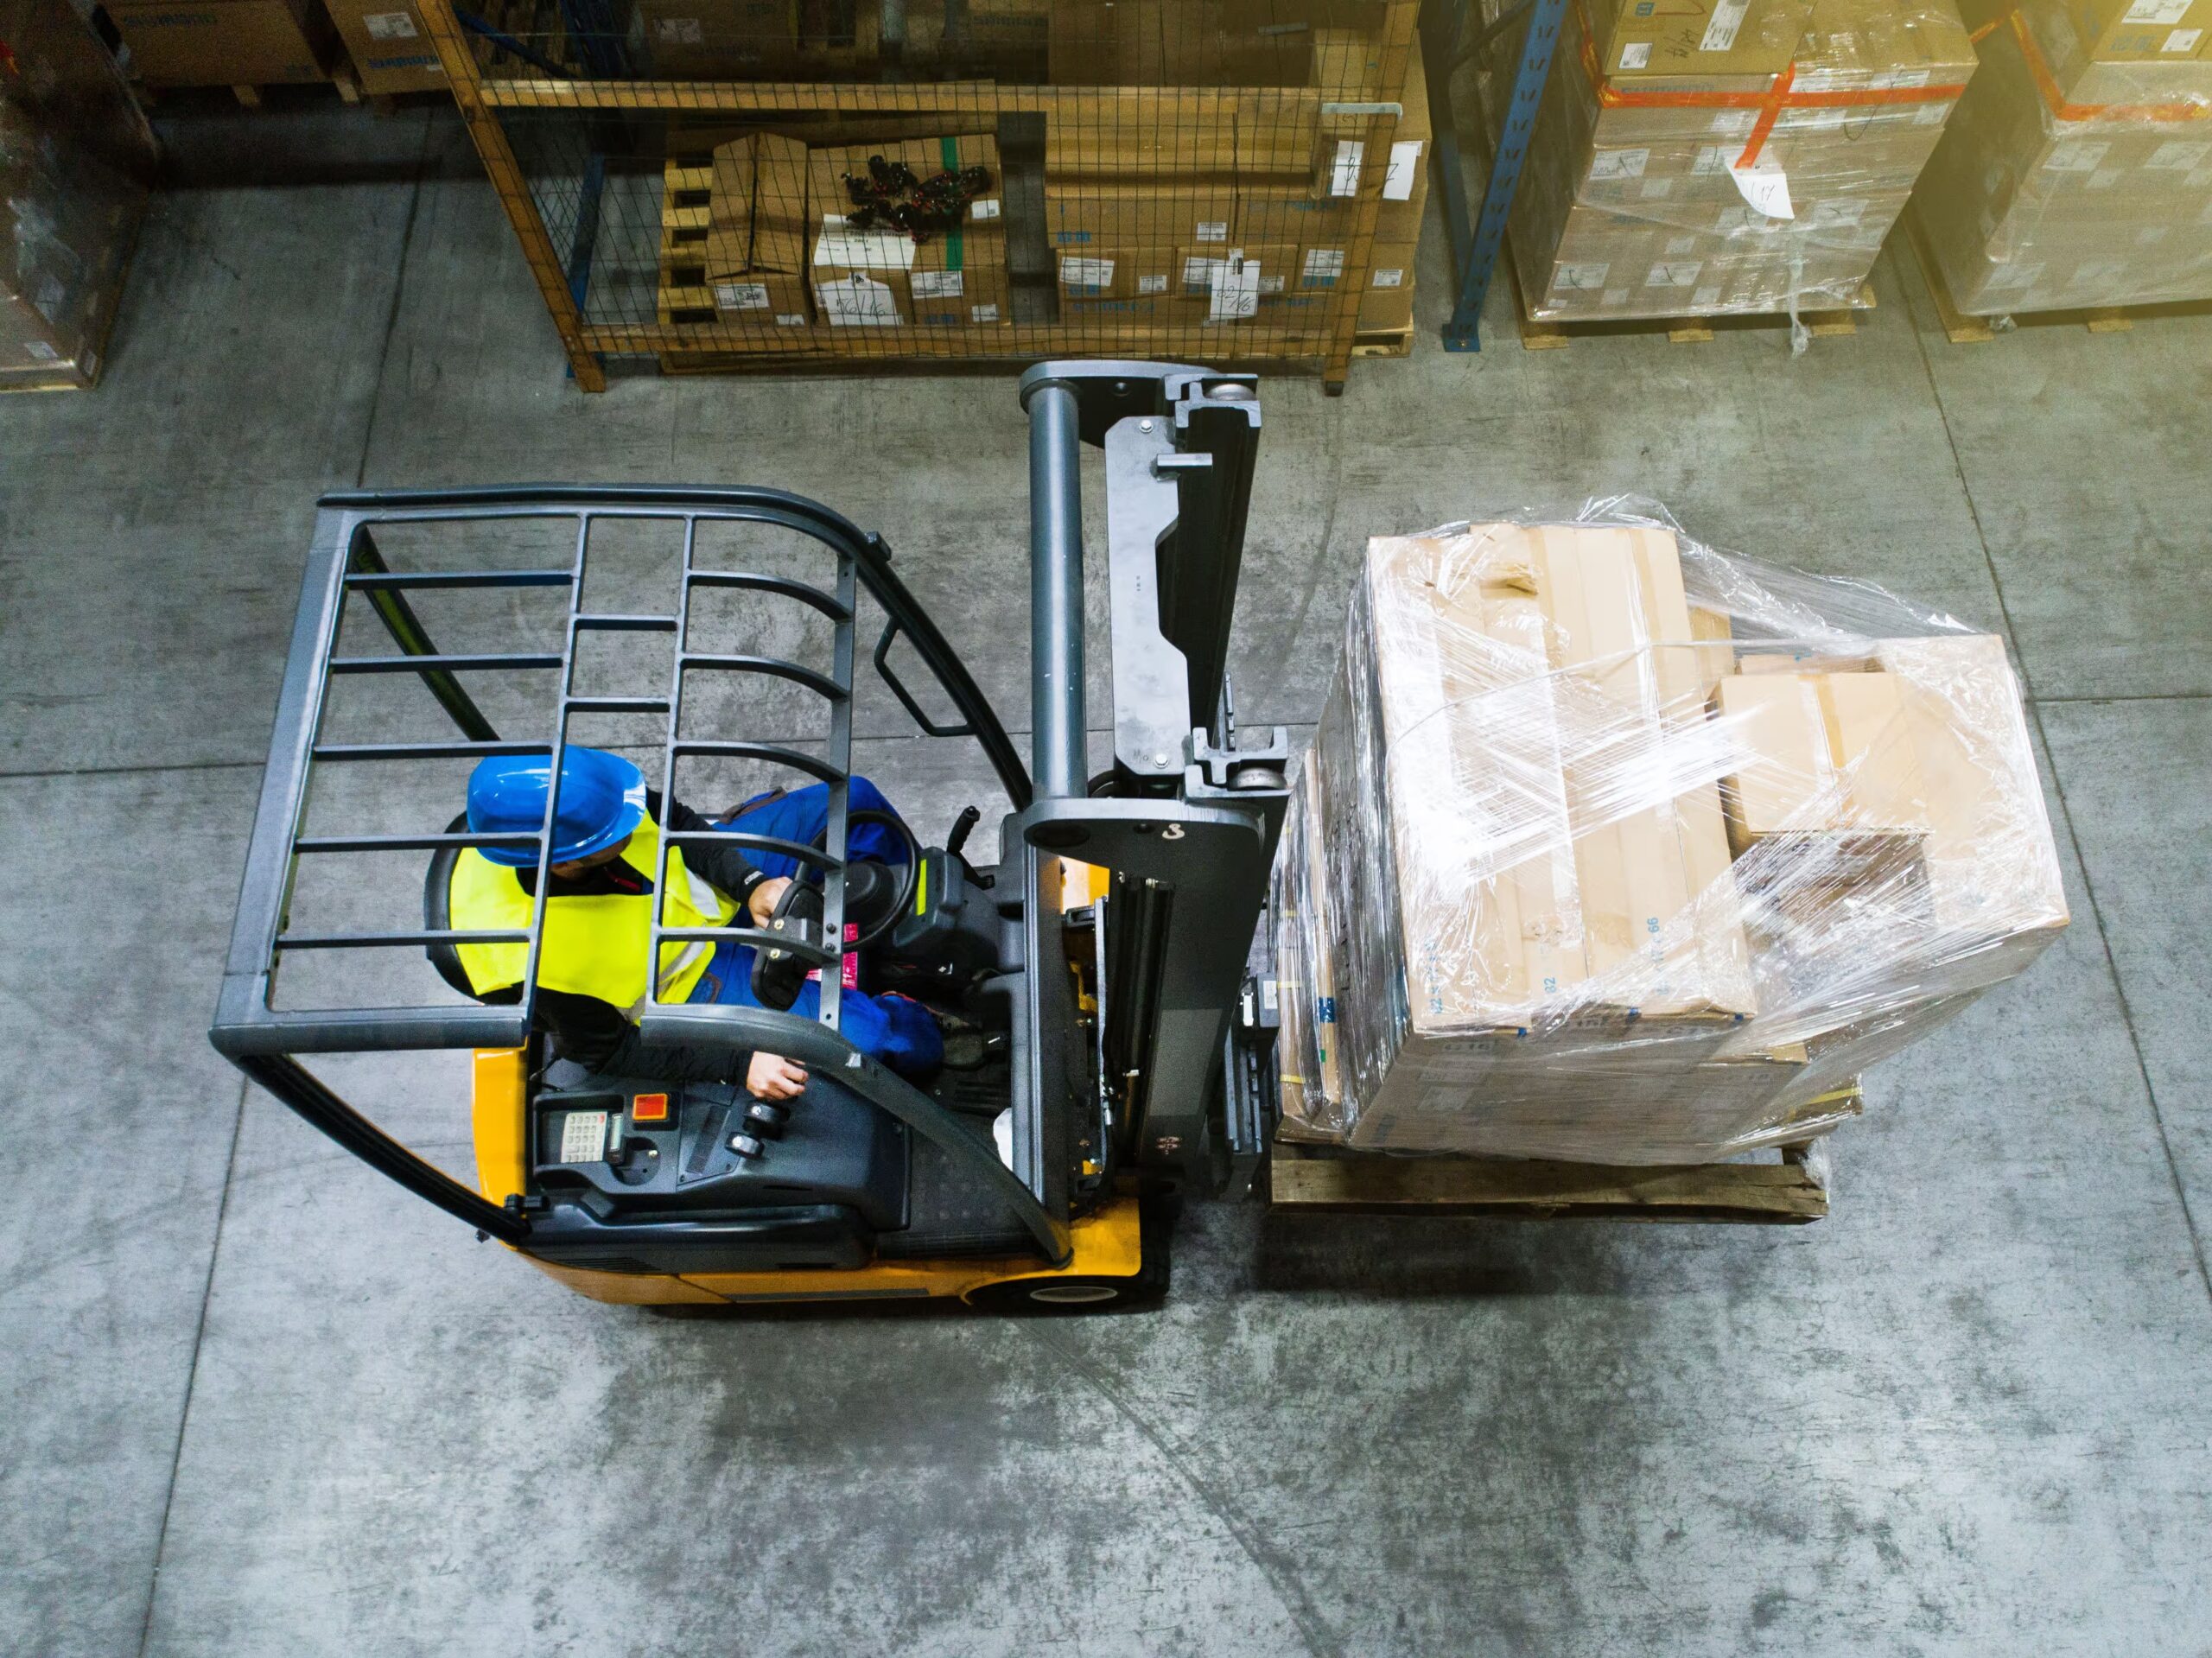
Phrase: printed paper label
[
  {"left": 1209, "top": 257, "right": 1262, "bottom": 321},
  {"left": 817, "top": 275, "right": 901, "bottom": 326},
  {"left": 363, "top": 9, "right": 418, "bottom": 37},
  {"left": 1384, "top": 140, "right": 1425, "bottom": 199},
  {"left": 2166, "top": 26, "right": 2204, "bottom": 48},
  {"left": 1554, "top": 261, "right": 1608, "bottom": 290},
  {"left": 1700, "top": 0, "right": 1749, "bottom": 51},
  {"left": 1591, "top": 148, "right": 1651, "bottom": 181},
  {"left": 1618, "top": 41, "right": 1652, "bottom": 69},
  {"left": 1303, "top": 247, "right": 1347, "bottom": 284},
  {"left": 2047, "top": 140, "right": 2110, "bottom": 172},
  {"left": 910, "top": 270, "right": 964, "bottom": 299},
  {"left": 1061, "top": 256, "right": 1116, "bottom": 288},
  {"left": 1692, "top": 283, "right": 1724, "bottom": 308},
  {"left": 1136, "top": 272, "right": 1169, "bottom": 295},
  {"left": 1257, "top": 272, "right": 1287, "bottom": 295},
  {"left": 1182, "top": 255, "right": 1222, "bottom": 289},
  {"left": 25, "top": 340, "right": 60, "bottom": 362},
  {"left": 1640, "top": 178, "right": 1675, "bottom": 199},
  {"left": 969, "top": 198, "right": 1001, "bottom": 220},
  {"left": 970, "top": 303, "right": 1001, "bottom": 322},
  {"left": 816, "top": 219, "right": 916, "bottom": 269},
  {"left": 2086, "top": 169, "right": 2123, "bottom": 191},
  {"left": 2125, "top": 0, "right": 2190, "bottom": 23},
  {"left": 714, "top": 282, "right": 769, "bottom": 311},
  {"left": 1647, "top": 261, "right": 1702, "bottom": 286},
  {"left": 559, "top": 1111, "right": 609, "bottom": 1164},
  {"left": 1328, "top": 140, "right": 1363, "bottom": 195},
  {"left": 1729, "top": 156, "right": 1795, "bottom": 219},
  {"left": 1692, "top": 144, "right": 1730, "bottom": 176},
  {"left": 2146, "top": 140, "right": 2212, "bottom": 170},
  {"left": 1708, "top": 111, "right": 1757, "bottom": 136},
  {"left": 1601, "top": 288, "right": 1630, "bottom": 307},
  {"left": 1665, "top": 234, "right": 1699, "bottom": 255},
  {"left": 1913, "top": 101, "right": 1950, "bottom": 124},
  {"left": 773, "top": 313, "right": 807, "bottom": 327},
  {"left": 1196, "top": 221, "right": 1230, "bottom": 241},
  {"left": 653, "top": 16, "right": 703, "bottom": 42},
  {"left": 1370, "top": 266, "right": 1407, "bottom": 288}
]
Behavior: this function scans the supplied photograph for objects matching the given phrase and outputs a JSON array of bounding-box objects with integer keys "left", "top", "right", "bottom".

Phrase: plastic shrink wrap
[
  {"left": 1272, "top": 504, "right": 2069, "bottom": 1162},
  {"left": 1, "top": 0, "right": 157, "bottom": 388},
  {"left": 1475, "top": 0, "right": 1977, "bottom": 322},
  {"left": 1912, "top": 0, "right": 2212, "bottom": 314}
]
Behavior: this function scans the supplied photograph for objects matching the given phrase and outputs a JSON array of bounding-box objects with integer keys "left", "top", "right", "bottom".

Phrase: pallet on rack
[
  {"left": 1505, "top": 240, "right": 1872, "bottom": 349},
  {"left": 1903, "top": 207, "right": 2212, "bottom": 345},
  {"left": 1, "top": 225, "right": 138, "bottom": 394},
  {"left": 132, "top": 69, "right": 363, "bottom": 109},
  {"left": 1268, "top": 1138, "right": 1833, "bottom": 1223},
  {"left": 1351, "top": 322, "right": 1414, "bottom": 359},
  {"left": 654, "top": 150, "right": 830, "bottom": 369}
]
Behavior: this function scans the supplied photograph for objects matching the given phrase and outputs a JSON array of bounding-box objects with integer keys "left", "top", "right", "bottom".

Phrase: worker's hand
[
  {"left": 747, "top": 1051, "right": 808, "bottom": 1102},
  {"left": 748, "top": 876, "right": 792, "bottom": 925}
]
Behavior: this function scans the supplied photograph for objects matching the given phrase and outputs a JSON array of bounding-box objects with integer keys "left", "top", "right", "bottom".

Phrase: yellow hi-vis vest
[{"left": 448, "top": 816, "right": 737, "bottom": 1017}]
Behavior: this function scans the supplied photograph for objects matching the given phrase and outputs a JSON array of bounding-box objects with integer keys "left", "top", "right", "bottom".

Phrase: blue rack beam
[{"left": 1423, "top": 0, "right": 1567, "bottom": 351}]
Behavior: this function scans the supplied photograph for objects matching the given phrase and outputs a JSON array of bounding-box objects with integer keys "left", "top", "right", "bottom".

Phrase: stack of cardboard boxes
[
  {"left": 1274, "top": 521, "right": 2069, "bottom": 1162},
  {"left": 1911, "top": 0, "right": 2212, "bottom": 312},
  {"left": 1484, "top": 0, "right": 1978, "bottom": 321},
  {"left": 1043, "top": 25, "right": 1431, "bottom": 335},
  {"left": 702, "top": 131, "right": 1011, "bottom": 337},
  {"left": 2, "top": 0, "right": 157, "bottom": 390},
  {"left": 104, "top": 0, "right": 339, "bottom": 88}
]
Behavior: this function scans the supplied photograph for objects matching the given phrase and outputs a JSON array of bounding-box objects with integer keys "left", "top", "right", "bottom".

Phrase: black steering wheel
[{"left": 814, "top": 807, "right": 922, "bottom": 951}]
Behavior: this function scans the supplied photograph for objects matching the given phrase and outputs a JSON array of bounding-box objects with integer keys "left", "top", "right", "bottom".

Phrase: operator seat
[{"left": 422, "top": 812, "right": 475, "bottom": 1001}]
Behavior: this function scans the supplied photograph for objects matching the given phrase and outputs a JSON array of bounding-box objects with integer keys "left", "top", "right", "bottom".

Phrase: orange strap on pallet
[
  {"left": 1570, "top": 0, "right": 1967, "bottom": 168},
  {"left": 2005, "top": 8, "right": 2212, "bottom": 124}
]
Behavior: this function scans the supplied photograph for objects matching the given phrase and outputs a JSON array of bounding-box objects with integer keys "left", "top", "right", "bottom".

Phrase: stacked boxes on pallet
[
  {"left": 702, "top": 130, "right": 1011, "bottom": 336},
  {"left": 1043, "top": 2, "right": 1431, "bottom": 337},
  {"left": 104, "top": 0, "right": 338, "bottom": 86},
  {"left": 2, "top": 0, "right": 157, "bottom": 389},
  {"left": 1911, "top": 0, "right": 2212, "bottom": 312},
  {"left": 1273, "top": 516, "right": 2068, "bottom": 1162},
  {"left": 1483, "top": 0, "right": 1976, "bottom": 321}
]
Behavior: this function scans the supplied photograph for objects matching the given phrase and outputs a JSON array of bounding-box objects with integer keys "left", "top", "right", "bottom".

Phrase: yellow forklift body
[{"left": 470, "top": 1050, "right": 1142, "bottom": 1306}]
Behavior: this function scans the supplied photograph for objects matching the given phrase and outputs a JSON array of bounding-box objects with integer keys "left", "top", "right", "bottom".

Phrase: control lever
[
  {"left": 743, "top": 1102, "right": 787, "bottom": 1140},
  {"left": 728, "top": 1132, "right": 765, "bottom": 1160}
]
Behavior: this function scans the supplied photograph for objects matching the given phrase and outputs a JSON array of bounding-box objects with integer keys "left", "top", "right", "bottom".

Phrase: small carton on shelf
[
  {"left": 628, "top": 0, "right": 800, "bottom": 76},
  {"left": 808, "top": 137, "right": 1008, "bottom": 327},
  {"left": 705, "top": 132, "right": 814, "bottom": 328},
  {"left": 106, "top": 0, "right": 334, "bottom": 85},
  {"left": 326, "top": 0, "right": 445, "bottom": 92}
]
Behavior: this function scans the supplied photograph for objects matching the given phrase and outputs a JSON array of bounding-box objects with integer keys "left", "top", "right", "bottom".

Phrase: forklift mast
[{"left": 209, "top": 362, "right": 1286, "bottom": 1275}]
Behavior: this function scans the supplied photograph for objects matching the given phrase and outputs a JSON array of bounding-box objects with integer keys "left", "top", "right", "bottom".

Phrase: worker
[{"left": 447, "top": 746, "right": 942, "bottom": 1101}]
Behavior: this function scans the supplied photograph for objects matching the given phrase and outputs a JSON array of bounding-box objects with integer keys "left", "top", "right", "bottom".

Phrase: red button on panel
[{"left": 631, "top": 1091, "right": 670, "bottom": 1123}]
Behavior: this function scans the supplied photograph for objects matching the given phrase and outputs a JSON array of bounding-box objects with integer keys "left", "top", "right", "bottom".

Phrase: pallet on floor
[
  {"left": 1903, "top": 207, "right": 2212, "bottom": 344},
  {"left": 1268, "top": 1139, "right": 1834, "bottom": 1223},
  {"left": 1505, "top": 245, "right": 1872, "bottom": 350},
  {"left": 1, "top": 228, "right": 137, "bottom": 394},
  {"left": 654, "top": 151, "right": 830, "bottom": 368}
]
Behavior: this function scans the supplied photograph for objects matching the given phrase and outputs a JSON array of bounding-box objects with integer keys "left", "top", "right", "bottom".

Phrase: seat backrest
[{"left": 423, "top": 811, "right": 477, "bottom": 1000}]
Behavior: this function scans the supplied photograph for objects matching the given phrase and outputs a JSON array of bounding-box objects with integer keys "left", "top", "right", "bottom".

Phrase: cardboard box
[
  {"left": 1056, "top": 244, "right": 1182, "bottom": 298},
  {"left": 1495, "top": 0, "right": 1975, "bottom": 320},
  {"left": 1593, "top": 0, "right": 1817, "bottom": 77},
  {"left": 1175, "top": 240, "right": 1298, "bottom": 317},
  {"left": 704, "top": 133, "right": 814, "bottom": 328},
  {"left": 325, "top": 0, "right": 444, "bottom": 93},
  {"left": 2064, "top": 0, "right": 2212, "bottom": 60},
  {"left": 1912, "top": 9, "right": 2212, "bottom": 310},
  {"left": 1357, "top": 236, "right": 1416, "bottom": 325},
  {"left": 1273, "top": 520, "right": 2069, "bottom": 1160},
  {"left": 808, "top": 137, "right": 1008, "bottom": 326},
  {"left": 628, "top": 0, "right": 798, "bottom": 75},
  {"left": 0, "top": 2, "right": 154, "bottom": 389},
  {"left": 1042, "top": 182, "right": 1239, "bottom": 248},
  {"left": 107, "top": 0, "right": 331, "bottom": 85}
]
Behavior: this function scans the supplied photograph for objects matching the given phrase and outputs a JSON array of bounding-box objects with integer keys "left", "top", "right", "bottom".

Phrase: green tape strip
[{"left": 941, "top": 136, "right": 963, "bottom": 270}]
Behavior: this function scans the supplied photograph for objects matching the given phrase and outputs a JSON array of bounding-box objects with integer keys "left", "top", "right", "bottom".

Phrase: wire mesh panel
[{"left": 419, "top": 0, "right": 1422, "bottom": 388}]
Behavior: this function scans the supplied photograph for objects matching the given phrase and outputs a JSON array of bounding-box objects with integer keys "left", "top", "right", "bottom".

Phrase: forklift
[{"left": 211, "top": 361, "right": 1292, "bottom": 1311}]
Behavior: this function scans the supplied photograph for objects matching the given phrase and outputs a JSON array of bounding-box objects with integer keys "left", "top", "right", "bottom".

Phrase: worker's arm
[
  {"left": 658, "top": 794, "right": 770, "bottom": 909},
  {"left": 476, "top": 981, "right": 753, "bottom": 1085}
]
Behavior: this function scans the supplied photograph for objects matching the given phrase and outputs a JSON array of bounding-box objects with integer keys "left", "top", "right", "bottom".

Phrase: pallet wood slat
[{"left": 1268, "top": 1142, "right": 1829, "bottom": 1223}]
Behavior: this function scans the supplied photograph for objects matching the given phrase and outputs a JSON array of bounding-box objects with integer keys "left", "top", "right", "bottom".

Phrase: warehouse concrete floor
[{"left": 3, "top": 103, "right": 2208, "bottom": 1658}]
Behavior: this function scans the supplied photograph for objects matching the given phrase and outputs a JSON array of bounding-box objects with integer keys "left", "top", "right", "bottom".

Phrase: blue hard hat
[{"left": 467, "top": 746, "right": 648, "bottom": 867}]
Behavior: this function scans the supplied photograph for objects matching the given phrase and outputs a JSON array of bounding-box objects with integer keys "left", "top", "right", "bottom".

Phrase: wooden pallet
[
  {"left": 1505, "top": 238, "right": 1872, "bottom": 350},
  {"left": 1903, "top": 206, "right": 2212, "bottom": 345},
  {"left": 133, "top": 70, "right": 361, "bottom": 109},
  {"left": 1268, "top": 1138, "right": 1832, "bottom": 1223},
  {"left": 1351, "top": 322, "right": 1414, "bottom": 359}
]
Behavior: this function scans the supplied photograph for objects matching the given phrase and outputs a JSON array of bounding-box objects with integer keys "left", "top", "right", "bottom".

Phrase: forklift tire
[{"left": 963, "top": 1197, "right": 1173, "bottom": 1314}]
